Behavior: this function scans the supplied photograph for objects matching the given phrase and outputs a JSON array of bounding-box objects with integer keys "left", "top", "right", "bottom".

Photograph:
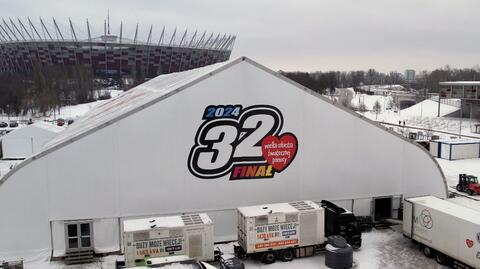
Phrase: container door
[
  {"left": 402, "top": 200, "right": 413, "bottom": 238},
  {"left": 187, "top": 231, "right": 205, "bottom": 260},
  {"left": 65, "top": 221, "right": 94, "bottom": 252}
]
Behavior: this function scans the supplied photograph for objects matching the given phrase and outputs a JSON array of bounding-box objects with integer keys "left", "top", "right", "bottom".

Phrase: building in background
[
  {"left": 404, "top": 69, "right": 416, "bottom": 83},
  {"left": 439, "top": 81, "right": 480, "bottom": 119},
  {"left": 0, "top": 17, "right": 235, "bottom": 79}
]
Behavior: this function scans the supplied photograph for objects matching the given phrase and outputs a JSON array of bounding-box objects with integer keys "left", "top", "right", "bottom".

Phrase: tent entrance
[
  {"left": 65, "top": 221, "right": 94, "bottom": 252},
  {"left": 373, "top": 197, "right": 392, "bottom": 221}
]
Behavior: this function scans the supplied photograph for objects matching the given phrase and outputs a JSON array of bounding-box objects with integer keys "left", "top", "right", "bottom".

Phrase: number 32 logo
[{"left": 187, "top": 104, "right": 298, "bottom": 180}]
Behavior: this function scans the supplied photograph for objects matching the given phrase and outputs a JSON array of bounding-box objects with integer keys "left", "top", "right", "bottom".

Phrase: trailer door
[{"left": 402, "top": 200, "right": 413, "bottom": 238}]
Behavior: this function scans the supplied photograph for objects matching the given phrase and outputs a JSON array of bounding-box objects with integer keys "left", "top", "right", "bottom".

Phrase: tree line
[
  {"left": 2, "top": 62, "right": 480, "bottom": 117},
  {"left": 281, "top": 66, "right": 480, "bottom": 95},
  {"left": 0, "top": 62, "right": 97, "bottom": 116}
]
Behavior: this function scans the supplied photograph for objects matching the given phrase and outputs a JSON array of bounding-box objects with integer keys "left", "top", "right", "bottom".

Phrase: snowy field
[
  {"left": 436, "top": 158, "right": 480, "bottom": 201},
  {"left": 355, "top": 96, "right": 480, "bottom": 139},
  {"left": 21, "top": 227, "right": 447, "bottom": 269},
  {"left": 0, "top": 90, "right": 124, "bottom": 123}
]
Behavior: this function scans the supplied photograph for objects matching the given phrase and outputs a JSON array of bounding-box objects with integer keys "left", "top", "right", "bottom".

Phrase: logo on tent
[{"left": 187, "top": 104, "right": 298, "bottom": 180}]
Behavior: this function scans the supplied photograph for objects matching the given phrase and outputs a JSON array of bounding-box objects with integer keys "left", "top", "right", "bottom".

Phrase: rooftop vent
[
  {"left": 289, "top": 201, "right": 314, "bottom": 211},
  {"left": 181, "top": 214, "right": 204, "bottom": 226}
]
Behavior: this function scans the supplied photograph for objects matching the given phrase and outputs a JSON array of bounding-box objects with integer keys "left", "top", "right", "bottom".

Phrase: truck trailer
[
  {"left": 403, "top": 196, "right": 480, "bottom": 268},
  {"left": 234, "top": 200, "right": 361, "bottom": 264},
  {"left": 123, "top": 213, "right": 214, "bottom": 268}
]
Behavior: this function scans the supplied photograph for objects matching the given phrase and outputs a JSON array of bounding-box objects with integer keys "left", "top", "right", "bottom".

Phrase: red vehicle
[{"left": 456, "top": 174, "right": 480, "bottom": 196}]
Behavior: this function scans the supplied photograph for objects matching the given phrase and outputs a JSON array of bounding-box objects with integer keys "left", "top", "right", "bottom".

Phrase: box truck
[
  {"left": 123, "top": 213, "right": 214, "bottom": 268},
  {"left": 403, "top": 196, "right": 480, "bottom": 268},
  {"left": 234, "top": 200, "right": 362, "bottom": 264}
]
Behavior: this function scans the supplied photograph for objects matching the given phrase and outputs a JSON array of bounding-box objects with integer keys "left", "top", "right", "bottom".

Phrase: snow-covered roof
[
  {"left": 0, "top": 121, "right": 63, "bottom": 140},
  {"left": 439, "top": 81, "right": 480, "bottom": 86},
  {"left": 434, "top": 139, "right": 480, "bottom": 145},
  {"left": 44, "top": 59, "right": 234, "bottom": 151},
  {"left": 31, "top": 121, "right": 64, "bottom": 133},
  {"left": 123, "top": 213, "right": 211, "bottom": 233},
  {"left": 237, "top": 200, "right": 321, "bottom": 217}
]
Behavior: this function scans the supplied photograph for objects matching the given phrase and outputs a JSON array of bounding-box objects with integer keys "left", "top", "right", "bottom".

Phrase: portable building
[
  {"left": 429, "top": 139, "right": 480, "bottom": 160},
  {"left": 0, "top": 57, "right": 447, "bottom": 261},
  {"left": 123, "top": 213, "right": 214, "bottom": 267},
  {"left": 0, "top": 122, "right": 63, "bottom": 159},
  {"left": 237, "top": 201, "right": 324, "bottom": 254}
]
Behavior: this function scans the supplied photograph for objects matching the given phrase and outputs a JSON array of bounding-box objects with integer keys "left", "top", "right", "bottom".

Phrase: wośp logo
[
  {"left": 419, "top": 209, "right": 433, "bottom": 229},
  {"left": 187, "top": 104, "right": 298, "bottom": 180}
]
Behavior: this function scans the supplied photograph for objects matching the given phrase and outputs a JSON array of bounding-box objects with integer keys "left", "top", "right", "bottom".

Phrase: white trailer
[
  {"left": 403, "top": 196, "right": 480, "bottom": 268},
  {"left": 235, "top": 201, "right": 325, "bottom": 263},
  {"left": 123, "top": 213, "right": 214, "bottom": 268}
]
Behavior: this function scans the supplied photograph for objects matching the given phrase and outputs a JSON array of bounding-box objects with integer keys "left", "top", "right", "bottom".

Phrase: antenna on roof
[{"left": 107, "top": 9, "right": 110, "bottom": 35}]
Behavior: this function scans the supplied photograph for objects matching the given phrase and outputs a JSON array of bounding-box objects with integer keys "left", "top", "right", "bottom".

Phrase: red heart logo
[
  {"left": 466, "top": 239, "right": 474, "bottom": 248},
  {"left": 261, "top": 133, "right": 298, "bottom": 172}
]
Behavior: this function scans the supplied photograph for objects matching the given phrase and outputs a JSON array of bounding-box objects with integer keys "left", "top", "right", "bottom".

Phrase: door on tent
[
  {"left": 65, "top": 221, "right": 94, "bottom": 252},
  {"left": 373, "top": 197, "right": 392, "bottom": 221}
]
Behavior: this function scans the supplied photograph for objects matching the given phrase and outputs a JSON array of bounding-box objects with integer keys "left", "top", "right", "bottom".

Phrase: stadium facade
[{"left": 0, "top": 17, "right": 235, "bottom": 78}]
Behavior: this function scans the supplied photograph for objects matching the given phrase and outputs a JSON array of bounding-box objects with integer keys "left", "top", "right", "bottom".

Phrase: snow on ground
[
  {"left": 0, "top": 90, "right": 125, "bottom": 122},
  {"left": 399, "top": 99, "right": 459, "bottom": 117},
  {"left": 362, "top": 111, "right": 480, "bottom": 140},
  {"left": 19, "top": 228, "right": 445, "bottom": 269},
  {"left": 436, "top": 157, "right": 480, "bottom": 201}
]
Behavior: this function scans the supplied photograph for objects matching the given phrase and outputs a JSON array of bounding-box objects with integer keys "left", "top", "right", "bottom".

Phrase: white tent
[
  {"left": 0, "top": 57, "right": 447, "bottom": 260},
  {"left": 0, "top": 122, "right": 63, "bottom": 159}
]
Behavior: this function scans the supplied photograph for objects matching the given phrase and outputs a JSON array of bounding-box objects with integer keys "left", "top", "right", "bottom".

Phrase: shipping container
[
  {"left": 123, "top": 213, "right": 214, "bottom": 268},
  {"left": 235, "top": 201, "right": 324, "bottom": 263},
  {"left": 403, "top": 196, "right": 480, "bottom": 268},
  {"left": 429, "top": 140, "right": 480, "bottom": 160}
]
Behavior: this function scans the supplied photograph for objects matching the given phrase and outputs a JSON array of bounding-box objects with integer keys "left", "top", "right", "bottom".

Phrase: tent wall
[{"left": 0, "top": 59, "right": 447, "bottom": 259}]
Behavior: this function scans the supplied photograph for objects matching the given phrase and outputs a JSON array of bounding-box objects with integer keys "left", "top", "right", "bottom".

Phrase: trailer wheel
[
  {"left": 422, "top": 245, "right": 434, "bottom": 258},
  {"left": 467, "top": 189, "right": 474, "bottom": 196},
  {"left": 435, "top": 252, "right": 449, "bottom": 265},
  {"left": 279, "top": 249, "right": 294, "bottom": 262},
  {"left": 262, "top": 252, "right": 277, "bottom": 264}
]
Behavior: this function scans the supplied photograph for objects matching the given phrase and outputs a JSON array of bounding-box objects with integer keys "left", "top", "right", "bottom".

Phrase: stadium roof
[{"left": 0, "top": 17, "right": 235, "bottom": 51}]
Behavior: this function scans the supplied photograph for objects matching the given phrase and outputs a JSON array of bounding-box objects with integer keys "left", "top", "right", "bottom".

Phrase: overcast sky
[{"left": 1, "top": 0, "right": 479, "bottom": 72}]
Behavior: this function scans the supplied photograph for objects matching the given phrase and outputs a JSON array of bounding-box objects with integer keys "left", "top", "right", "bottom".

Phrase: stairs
[{"left": 65, "top": 249, "right": 94, "bottom": 265}]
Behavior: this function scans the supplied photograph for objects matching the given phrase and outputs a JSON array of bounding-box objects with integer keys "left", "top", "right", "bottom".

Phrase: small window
[
  {"left": 81, "top": 223, "right": 90, "bottom": 236},
  {"left": 68, "top": 238, "right": 78, "bottom": 249},
  {"left": 67, "top": 224, "right": 77, "bottom": 237}
]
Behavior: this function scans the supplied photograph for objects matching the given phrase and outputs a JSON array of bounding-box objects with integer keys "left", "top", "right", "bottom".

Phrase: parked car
[
  {"left": 57, "top": 118, "right": 65, "bottom": 126},
  {"left": 8, "top": 121, "right": 18, "bottom": 127},
  {"left": 0, "top": 122, "right": 8, "bottom": 128}
]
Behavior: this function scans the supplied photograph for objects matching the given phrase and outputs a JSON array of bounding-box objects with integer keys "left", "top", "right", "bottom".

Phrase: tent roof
[{"left": 44, "top": 59, "right": 237, "bottom": 150}]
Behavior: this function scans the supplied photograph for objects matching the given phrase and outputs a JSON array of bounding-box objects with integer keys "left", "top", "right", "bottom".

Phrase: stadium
[{"left": 0, "top": 17, "right": 235, "bottom": 78}]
